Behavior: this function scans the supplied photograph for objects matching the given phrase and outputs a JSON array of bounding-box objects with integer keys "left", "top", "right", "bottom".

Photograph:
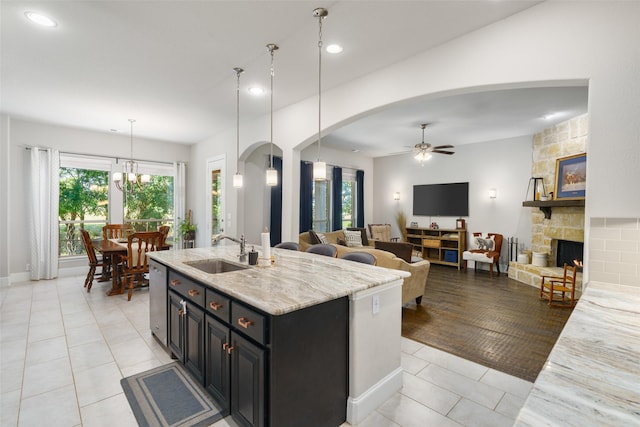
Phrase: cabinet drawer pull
[
  {"left": 222, "top": 343, "right": 229, "bottom": 350},
  {"left": 188, "top": 289, "right": 200, "bottom": 297},
  {"left": 226, "top": 346, "right": 234, "bottom": 355},
  {"left": 237, "top": 317, "right": 254, "bottom": 329},
  {"left": 209, "top": 301, "right": 223, "bottom": 311},
  {"left": 178, "top": 309, "right": 185, "bottom": 316},
  {"left": 170, "top": 279, "right": 180, "bottom": 286}
]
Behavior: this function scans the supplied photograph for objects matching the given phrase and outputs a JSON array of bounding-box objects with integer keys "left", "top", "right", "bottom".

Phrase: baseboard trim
[{"left": 346, "top": 366, "right": 403, "bottom": 425}]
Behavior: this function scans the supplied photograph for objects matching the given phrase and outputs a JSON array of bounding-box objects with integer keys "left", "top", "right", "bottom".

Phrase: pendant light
[
  {"left": 266, "top": 43, "right": 279, "bottom": 187},
  {"left": 312, "top": 7, "right": 328, "bottom": 181},
  {"left": 233, "top": 67, "right": 244, "bottom": 188}
]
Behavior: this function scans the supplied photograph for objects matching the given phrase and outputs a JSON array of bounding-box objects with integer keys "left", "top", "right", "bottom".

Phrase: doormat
[{"left": 121, "top": 362, "right": 224, "bottom": 427}]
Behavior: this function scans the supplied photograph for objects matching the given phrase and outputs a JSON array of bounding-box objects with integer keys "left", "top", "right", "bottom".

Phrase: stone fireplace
[{"left": 508, "top": 114, "right": 587, "bottom": 290}]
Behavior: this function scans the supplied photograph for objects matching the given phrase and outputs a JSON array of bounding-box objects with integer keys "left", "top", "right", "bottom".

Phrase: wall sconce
[
  {"left": 393, "top": 192, "right": 400, "bottom": 201},
  {"left": 488, "top": 188, "right": 497, "bottom": 199}
]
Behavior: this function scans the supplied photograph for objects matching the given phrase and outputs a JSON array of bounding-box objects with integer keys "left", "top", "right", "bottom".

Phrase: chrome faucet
[{"left": 212, "top": 234, "right": 247, "bottom": 262}]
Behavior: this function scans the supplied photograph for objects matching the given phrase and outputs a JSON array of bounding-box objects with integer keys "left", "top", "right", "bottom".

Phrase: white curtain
[
  {"left": 29, "top": 148, "right": 60, "bottom": 280},
  {"left": 174, "top": 161, "right": 186, "bottom": 231}
]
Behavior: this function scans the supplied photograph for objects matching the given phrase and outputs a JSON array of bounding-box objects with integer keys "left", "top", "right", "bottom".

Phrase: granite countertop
[
  {"left": 514, "top": 282, "right": 640, "bottom": 426},
  {"left": 148, "top": 242, "right": 409, "bottom": 315}
]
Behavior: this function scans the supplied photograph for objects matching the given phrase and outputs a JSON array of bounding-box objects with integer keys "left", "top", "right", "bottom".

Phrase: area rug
[{"left": 121, "top": 362, "right": 224, "bottom": 427}]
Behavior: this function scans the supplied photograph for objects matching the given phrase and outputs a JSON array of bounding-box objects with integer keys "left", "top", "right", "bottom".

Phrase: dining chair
[
  {"left": 274, "top": 241, "right": 300, "bottom": 251},
  {"left": 102, "top": 223, "right": 131, "bottom": 240},
  {"left": 158, "top": 225, "right": 171, "bottom": 250},
  {"left": 79, "top": 229, "right": 108, "bottom": 292},
  {"left": 540, "top": 263, "right": 578, "bottom": 307},
  {"left": 340, "top": 251, "right": 377, "bottom": 265},
  {"left": 305, "top": 244, "right": 338, "bottom": 257},
  {"left": 120, "top": 231, "right": 163, "bottom": 301}
]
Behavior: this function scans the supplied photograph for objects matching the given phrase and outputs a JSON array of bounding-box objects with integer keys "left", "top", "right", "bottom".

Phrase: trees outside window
[{"left": 59, "top": 167, "right": 109, "bottom": 256}]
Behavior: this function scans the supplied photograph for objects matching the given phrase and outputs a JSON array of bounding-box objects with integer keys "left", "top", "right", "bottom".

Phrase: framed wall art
[{"left": 554, "top": 153, "right": 586, "bottom": 200}]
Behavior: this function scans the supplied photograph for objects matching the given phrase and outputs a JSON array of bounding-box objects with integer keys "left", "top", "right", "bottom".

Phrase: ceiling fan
[{"left": 413, "top": 123, "right": 455, "bottom": 164}]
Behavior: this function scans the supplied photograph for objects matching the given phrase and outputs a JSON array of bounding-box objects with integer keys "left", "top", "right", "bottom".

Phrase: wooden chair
[
  {"left": 158, "top": 225, "right": 171, "bottom": 250},
  {"left": 540, "top": 263, "right": 578, "bottom": 307},
  {"left": 102, "top": 223, "right": 131, "bottom": 240},
  {"left": 79, "top": 229, "right": 108, "bottom": 292},
  {"left": 306, "top": 244, "right": 338, "bottom": 257},
  {"left": 462, "top": 233, "right": 503, "bottom": 277},
  {"left": 120, "top": 231, "right": 162, "bottom": 301},
  {"left": 340, "top": 251, "right": 377, "bottom": 265}
]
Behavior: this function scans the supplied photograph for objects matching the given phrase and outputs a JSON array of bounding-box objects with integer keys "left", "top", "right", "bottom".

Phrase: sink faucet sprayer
[{"left": 212, "top": 234, "right": 247, "bottom": 262}]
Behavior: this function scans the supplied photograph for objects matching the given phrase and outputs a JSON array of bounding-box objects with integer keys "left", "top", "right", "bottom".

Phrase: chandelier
[{"left": 113, "top": 119, "right": 150, "bottom": 191}]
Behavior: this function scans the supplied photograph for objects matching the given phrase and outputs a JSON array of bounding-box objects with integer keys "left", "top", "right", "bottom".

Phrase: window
[
  {"left": 123, "top": 162, "right": 175, "bottom": 236},
  {"left": 58, "top": 155, "right": 111, "bottom": 256},
  {"left": 312, "top": 180, "right": 330, "bottom": 232},
  {"left": 58, "top": 156, "right": 175, "bottom": 258},
  {"left": 341, "top": 170, "right": 357, "bottom": 229}
]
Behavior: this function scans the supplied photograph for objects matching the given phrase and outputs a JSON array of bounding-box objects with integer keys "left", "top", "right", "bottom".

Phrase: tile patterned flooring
[{"left": 0, "top": 276, "right": 532, "bottom": 426}]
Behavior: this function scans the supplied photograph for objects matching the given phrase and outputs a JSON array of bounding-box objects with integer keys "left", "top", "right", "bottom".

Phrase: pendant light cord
[
  {"left": 317, "top": 10, "right": 324, "bottom": 161},
  {"left": 268, "top": 45, "right": 278, "bottom": 169},
  {"left": 234, "top": 67, "right": 243, "bottom": 174}
]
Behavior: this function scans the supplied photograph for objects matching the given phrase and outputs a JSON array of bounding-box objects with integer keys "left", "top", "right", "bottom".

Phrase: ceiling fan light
[
  {"left": 313, "top": 161, "right": 326, "bottom": 181},
  {"left": 414, "top": 152, "right": 432, "bottom": 162}
]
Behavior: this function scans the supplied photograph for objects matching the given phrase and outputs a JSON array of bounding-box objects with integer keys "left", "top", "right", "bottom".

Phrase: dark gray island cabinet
[
  {"left": 157, "top": 266, "right": 348, "bottom": 427},
  {"left": 148, "top": 246, "right": 407, "bottom": 427}
]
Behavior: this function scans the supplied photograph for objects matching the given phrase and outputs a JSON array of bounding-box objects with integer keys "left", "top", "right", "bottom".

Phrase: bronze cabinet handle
[
  {"left": 237, "top": 317, "right": 254, "bottom": 329},
  {"left": 226, "top": 346, "right": 234, "bottom": 355},
  {"left": 170, "top": 279, "right": 180, "bottom": 286},
  {"left": 188, "top": 289, "right": 200, "bottom": 297},
  {"left": 222, "top": 343, "right": 229, "bottom": 350},
  {"left": 209, "top": 301, "right": 223, "bottom": 311}
]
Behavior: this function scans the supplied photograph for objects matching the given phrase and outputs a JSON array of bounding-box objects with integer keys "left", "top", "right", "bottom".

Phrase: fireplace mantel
[{"left": 522, "top": 199, "right": 585, "bottom": 219}]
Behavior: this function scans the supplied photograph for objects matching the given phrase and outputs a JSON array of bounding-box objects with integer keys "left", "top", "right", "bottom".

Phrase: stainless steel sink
[{"left": 183, "top": 259, "right": 249, "bottom": 274}]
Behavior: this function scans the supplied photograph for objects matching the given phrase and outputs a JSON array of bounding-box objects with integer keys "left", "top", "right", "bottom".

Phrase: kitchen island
[
  {"left": 514, "top": 281, "right": 640, "bottom": 426},
  {"left": 148, "top": 242, "right": 409, "bottom": 427}
]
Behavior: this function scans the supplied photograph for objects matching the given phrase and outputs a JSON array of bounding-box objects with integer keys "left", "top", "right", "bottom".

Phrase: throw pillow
[
  {"left": 343, "top": 229, "right": 363, "bottom": 247},
  {"left": 472, "top": 234, "right": 495, "bottom": 251},
  {"left": 347, "top": 227, "right": 369, "bottom": 246},
  {"left": 308, "top": 230, "right": 322, "bottom": 244},
  {"left": 316, "top": 232, "right": 329, "bottom": 244}
]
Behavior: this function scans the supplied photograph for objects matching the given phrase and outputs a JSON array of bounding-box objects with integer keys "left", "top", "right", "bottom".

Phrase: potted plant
[{"left": 179, "top": 209, "right": 196, "bottom": 241}]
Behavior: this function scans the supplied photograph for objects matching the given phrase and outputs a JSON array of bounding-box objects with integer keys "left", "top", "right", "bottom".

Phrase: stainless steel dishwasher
[{"left": 149, "top": 259, "right": 167, "bottom": 346}]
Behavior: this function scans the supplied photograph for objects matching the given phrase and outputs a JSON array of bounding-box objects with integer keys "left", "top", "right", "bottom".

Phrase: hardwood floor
[{"left": 402, "top": 264, "right": 573, "bottom": 382}]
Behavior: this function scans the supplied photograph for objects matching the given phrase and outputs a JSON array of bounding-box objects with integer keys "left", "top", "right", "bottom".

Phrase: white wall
[
  {"left": 375, "top": 136, "right": 533, "bottom": 262},
  {"left": 188, "top": 1, "right": 640, "bottom": 254},
  {"left": 2, "top": 117, "right": 190, "bottom": 279},
  {"left": 0, "top": 115, "right": 10, "bottom": 284}
]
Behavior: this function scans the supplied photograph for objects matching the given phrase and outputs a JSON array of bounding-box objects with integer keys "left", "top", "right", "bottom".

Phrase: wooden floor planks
[{"left": 402, "top": 265, "right": 573, "bottom": 382}]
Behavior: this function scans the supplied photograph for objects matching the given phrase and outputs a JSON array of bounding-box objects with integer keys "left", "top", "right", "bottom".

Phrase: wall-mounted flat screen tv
[{"left": 413, "top": 182, "right": 469, "bottom": 217}]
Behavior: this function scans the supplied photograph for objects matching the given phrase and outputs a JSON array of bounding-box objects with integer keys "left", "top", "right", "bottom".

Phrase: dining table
[{"left": 95, "top": 238, "right": 128, "bottom": 296}]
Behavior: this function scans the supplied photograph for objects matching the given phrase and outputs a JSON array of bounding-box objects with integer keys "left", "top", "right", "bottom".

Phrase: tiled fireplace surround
[{"left": 508, "top": 115, "right": 640, "bottom": 291}]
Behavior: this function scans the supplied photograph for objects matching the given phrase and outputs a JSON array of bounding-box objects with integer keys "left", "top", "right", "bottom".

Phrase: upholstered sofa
[{"left": 299, "top": 230, "right": 430, "bottom": 305}]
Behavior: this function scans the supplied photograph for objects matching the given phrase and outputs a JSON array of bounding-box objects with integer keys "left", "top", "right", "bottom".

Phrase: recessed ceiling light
[
  {"left": 326, "top": 44, "right": 343, "bottom": 54},
  {"left": 25, "top": 11, "right": 57, "bottom": 27},
  {"left": 248, "top": 86, "right": 265, "bottom": 96}
]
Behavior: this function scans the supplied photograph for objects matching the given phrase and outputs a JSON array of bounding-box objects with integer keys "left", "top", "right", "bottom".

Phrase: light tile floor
[{"left": 1, "top": 276, "right": 532, "bottom": 427}]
